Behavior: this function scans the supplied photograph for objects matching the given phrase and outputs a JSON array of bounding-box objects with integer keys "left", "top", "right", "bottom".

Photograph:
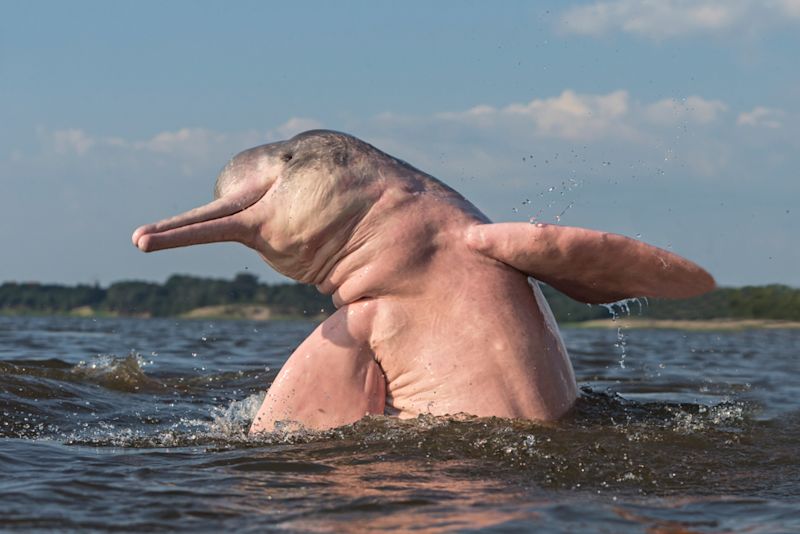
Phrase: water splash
[
  {"left": 208, "top": 393, "right": 265, "bottom": 437},
  {"left": 72, "top": 353, "right": 163, "bottom": 393},
  {"left": 515, "top": 178, "right": 581, "bottom": 224},
  {"left": 599, "top": 298, "right": 647, "bottom": 369}
]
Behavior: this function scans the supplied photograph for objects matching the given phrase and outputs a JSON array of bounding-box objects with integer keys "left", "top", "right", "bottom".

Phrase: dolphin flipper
[
  {"left": 466, "top": 222, "right": 715, "bottom": 304},
  {"left": 249, "top": 306, "right": 385, "bottom": 433}
]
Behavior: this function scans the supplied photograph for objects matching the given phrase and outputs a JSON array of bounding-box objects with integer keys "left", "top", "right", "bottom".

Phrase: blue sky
[{"left": 2, "top": 0, "right": 798, "bottom": 287}]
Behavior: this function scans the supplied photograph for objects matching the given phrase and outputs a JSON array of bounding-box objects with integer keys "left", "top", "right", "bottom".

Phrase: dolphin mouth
[{"left": 132, "top": 183, "right": 270, "bottom": 252}]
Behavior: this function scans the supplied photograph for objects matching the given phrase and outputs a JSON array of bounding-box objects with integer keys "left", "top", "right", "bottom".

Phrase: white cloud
[
  {"left": 40, "top": 96, "right": 745, "bottom": 179},
  {"left": 44, "top": 117, "right": 323, "bottom": 158},
  {"left": 51, "top": 128, "right": 95, "bottom": 155},
  {"left": 45, "top": 127, "right": 226, "bottom": 157},
  {"left": 508, "top": 90, "right": 630, "bottom": 139},
  {"left": 38, "top": 119, "right": 326, "bottom": 178},
  {"left": 40, "top": 96, "right": 777, "bottom": 190},
  {"left": 356, "top": 90, "right": 787, "bottom": 191},
  {"left": 437, "top": 90, "right": 634, "bottom": 141},
  {"left": 777, "top": 0, "right": 800, "bottom": 17},
  {"left": 271, "top": 117, "right": 324, "bottom": 139},
  {"left": 134, "top": 128, "right": 230, "bottom": 157},
  {"left": 560, "top": 0, "right": 800, "bottom": 39},
  {"left": 429, "top": 90, "right": 730, "bottom": 144},
  {"left": 437, "top": 104, "right": 498, "bottom": 121},
  {"left": 737, "top": 106, "right": 784, "bottom": 128},
  {"left": 644, "top": 96, "right": 728, "bottom": 125}
]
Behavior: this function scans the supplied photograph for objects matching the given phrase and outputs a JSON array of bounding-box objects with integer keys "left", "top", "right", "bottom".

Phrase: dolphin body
[{"left": 132, "top": 130, "right": 715, "bottom": 433}]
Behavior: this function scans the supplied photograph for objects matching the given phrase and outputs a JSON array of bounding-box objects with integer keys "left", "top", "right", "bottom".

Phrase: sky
[{"left": 1, "top": 0, "right": 798, "bottom": 288}]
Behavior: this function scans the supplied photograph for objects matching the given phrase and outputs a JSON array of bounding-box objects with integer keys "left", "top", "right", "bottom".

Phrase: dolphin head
[{"left": 132, "top": 130, "right": 389, "bottom": 283}]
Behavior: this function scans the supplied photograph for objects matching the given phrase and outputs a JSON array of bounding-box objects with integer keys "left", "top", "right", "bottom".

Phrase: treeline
[
  {"left": 541, "top": 284, "right": 800, "bottom": 322},
  {"left": 1, "top": 274, "right": 799, "bottom": 322},
  {"left": 0, "top": 273, "right": 334, "bottom": 318}
]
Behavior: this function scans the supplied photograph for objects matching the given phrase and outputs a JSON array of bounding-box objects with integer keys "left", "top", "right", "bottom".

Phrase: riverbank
[
  {"left": 8, "top": 306, "right": 800, "bottom": 330},
  {"left": 178, "top": 304, "right": 325, "bottom": 321},
  {"left": 4, "top": 276, "right": 799, "bottom": 325},
  {"left": 0, "top": 304, "right": 321, "bottom": 321},
  {"left": 568, "top": 318, "right": 800, "bottom": 331}
]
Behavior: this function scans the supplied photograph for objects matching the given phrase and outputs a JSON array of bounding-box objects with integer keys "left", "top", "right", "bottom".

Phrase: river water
[{"left": 1, "top": 315, "right": 798, "bottom": 532}]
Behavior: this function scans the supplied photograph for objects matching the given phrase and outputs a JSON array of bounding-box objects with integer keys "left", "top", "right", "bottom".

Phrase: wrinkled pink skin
[{"left": 132, "top": 130, "right": 715, "bottom": 433}]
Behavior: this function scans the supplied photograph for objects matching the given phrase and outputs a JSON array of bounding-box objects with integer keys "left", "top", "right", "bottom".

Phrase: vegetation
[
  {"left": 1, "top": 274, "right": 798, "bottom": 322},
  {"left": 541, "top": 284, "right": 800, "bottom": 323},
  {"left": 0, "top": 273, "right": 334, "bottom": 319}
]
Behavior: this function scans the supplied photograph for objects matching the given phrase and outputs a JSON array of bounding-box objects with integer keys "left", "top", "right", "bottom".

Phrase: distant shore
[
  {"left": 178, "top": 304, "right": 325, "bottom": 321},
  {"left": 3, "top": 275, "right": 799, "bottom": 326},
  {"left": 1, "top": 304, "right": 323, "bottom": 321},
  {"left": 5, "top": 305, "right": 800, "bottom": 330},
  {"left": 566, "top": 318, "right": 800, "bottom": 331}
]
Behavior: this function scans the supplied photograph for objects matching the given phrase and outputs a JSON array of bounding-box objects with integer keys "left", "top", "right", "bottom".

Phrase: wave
[
  {"left": 0, "top": 354, "right": 163, "bottom": 393},
  {"left": 5, "top": 367, "right": 797, "bottom": 496},
  {"left": 58, "top": 387, "right": 759, "bottom": 448}
]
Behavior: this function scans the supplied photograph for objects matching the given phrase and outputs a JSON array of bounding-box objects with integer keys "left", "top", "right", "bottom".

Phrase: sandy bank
[
  {"left": 179, "top": 305, "right": 274, "bottom": 320},
  {"left": 179, "top": 304, "right": 325, "bottom": 321}
]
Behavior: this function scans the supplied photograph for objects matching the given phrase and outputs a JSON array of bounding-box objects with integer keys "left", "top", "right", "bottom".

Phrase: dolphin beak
[{"left": 132, "top": 184, "right": 268, "bottom": 252}]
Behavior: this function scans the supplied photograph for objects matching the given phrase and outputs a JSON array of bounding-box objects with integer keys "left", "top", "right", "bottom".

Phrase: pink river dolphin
[{"left": 132, "top": 130, "right": 715, "bottom": 434}]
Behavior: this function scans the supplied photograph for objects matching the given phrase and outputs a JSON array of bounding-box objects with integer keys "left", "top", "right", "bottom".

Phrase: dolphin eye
[{"left": 281, "top": 152, "right": 293, "bottom": 162}]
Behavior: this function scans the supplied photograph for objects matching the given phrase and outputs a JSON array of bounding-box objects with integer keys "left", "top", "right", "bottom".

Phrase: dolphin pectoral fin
[
  {"left": 466, "top": 222, "right": 715, "bottom": 304},
  {"left": 249, "top": 306, "right": 385, "bottom": 434}
]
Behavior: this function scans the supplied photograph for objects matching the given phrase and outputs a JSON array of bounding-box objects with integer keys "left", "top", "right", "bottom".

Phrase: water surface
[{"left": 1, "top": 315, "right": 798, "bottom": 531}]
